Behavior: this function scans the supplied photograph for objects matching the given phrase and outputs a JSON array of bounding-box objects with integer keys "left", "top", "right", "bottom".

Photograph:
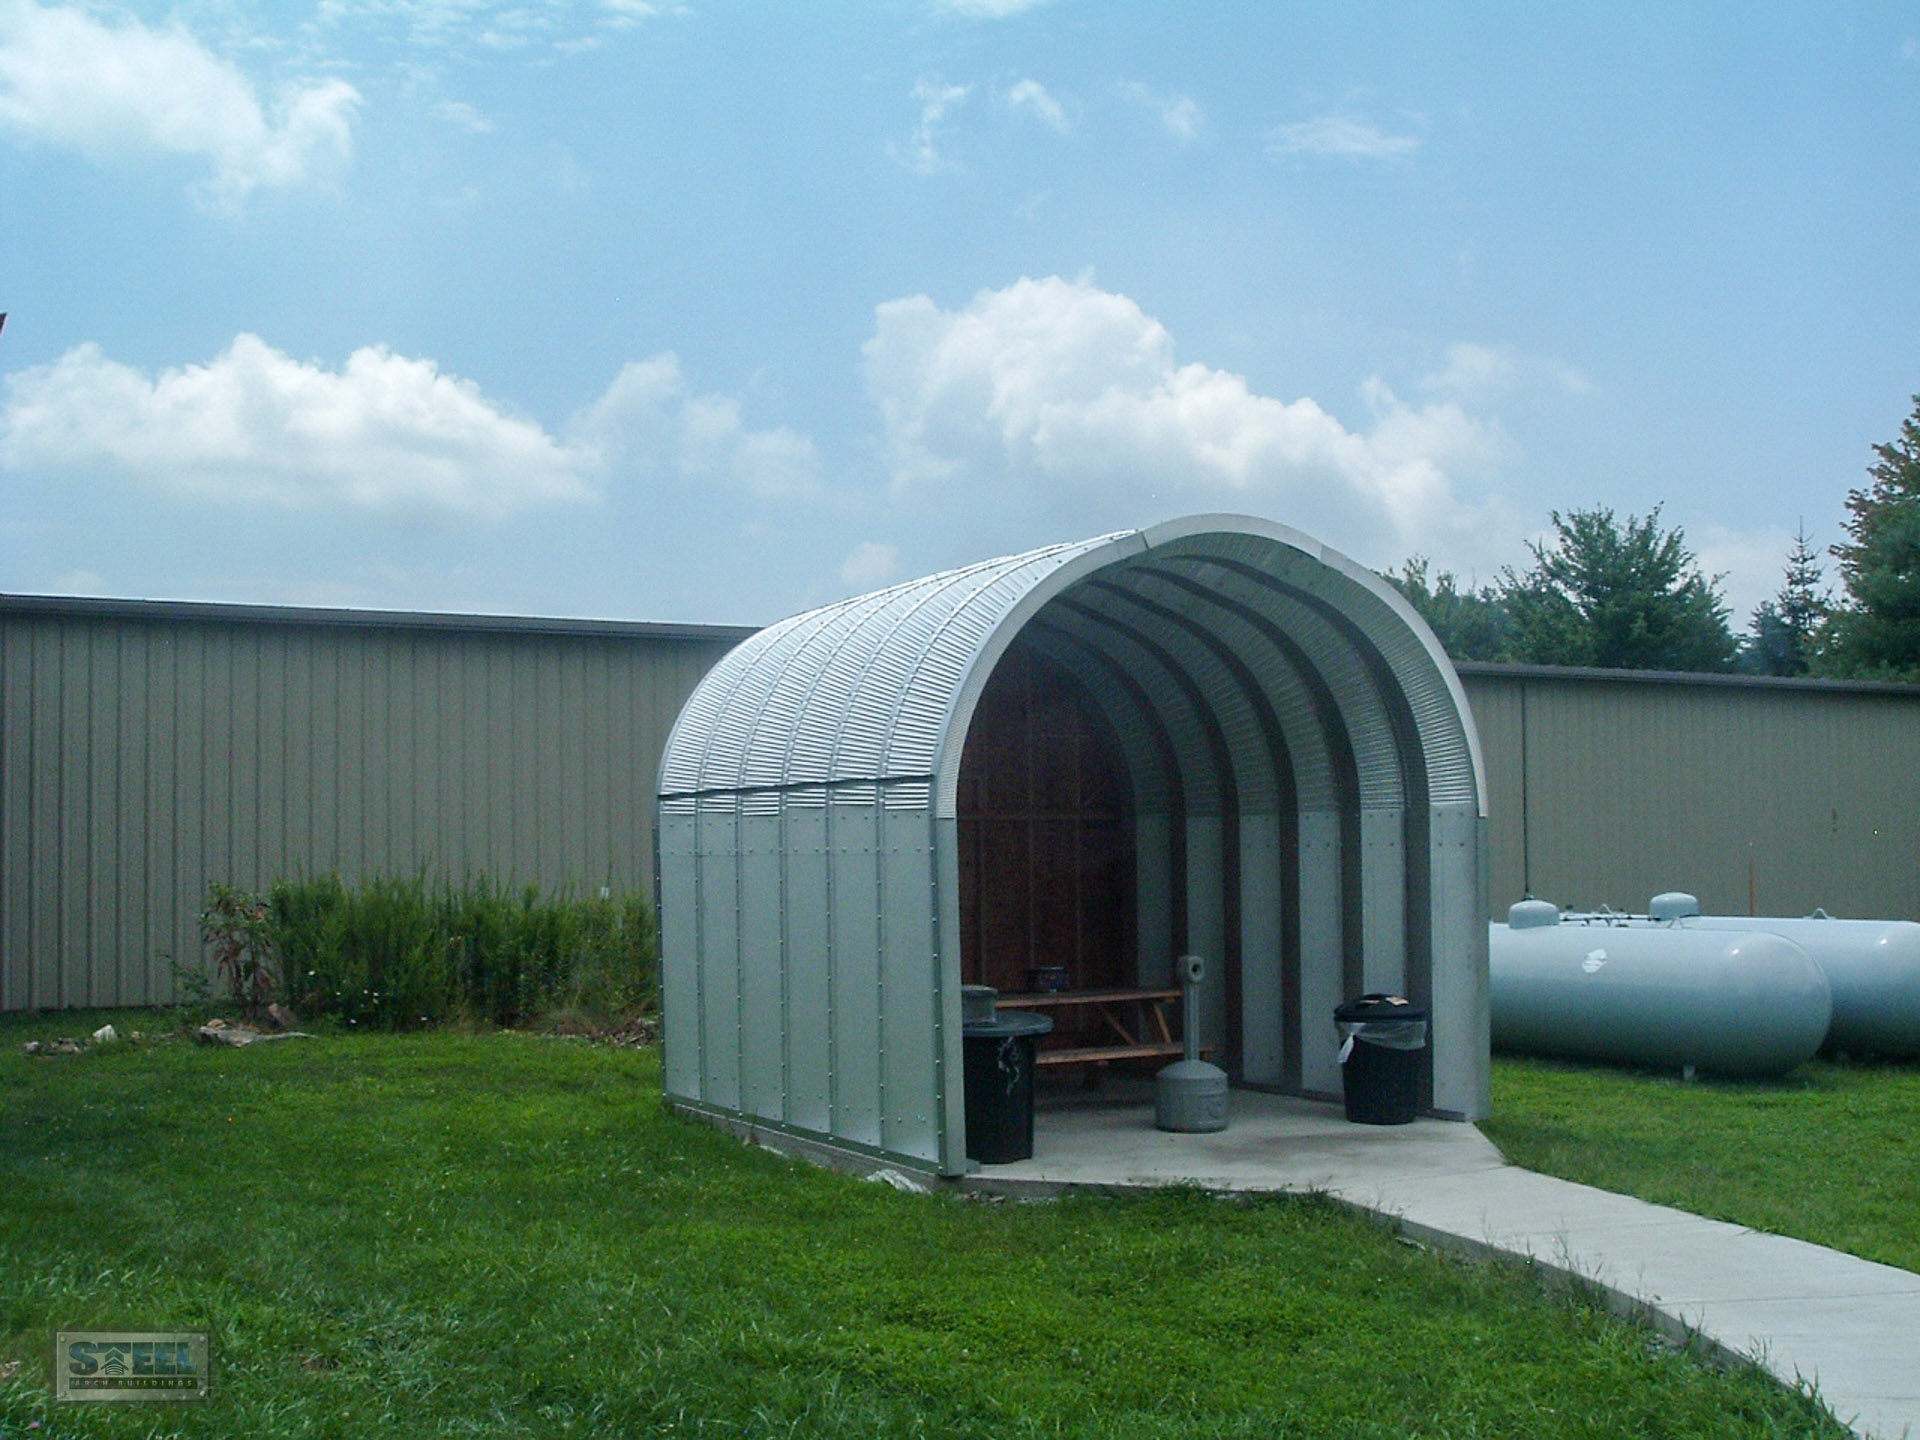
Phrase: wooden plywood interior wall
[{"left": 956, "top": 641, "right": 1136, "bottom": 995}]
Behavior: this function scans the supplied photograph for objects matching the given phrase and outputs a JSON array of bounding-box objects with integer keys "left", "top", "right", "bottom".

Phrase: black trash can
[
  {"left": 961, "top": 1010, "right": 1054, "bottom": 1163},
  {"left": 1333, "top": 994, "right": 1428, "bottom": 1125}
]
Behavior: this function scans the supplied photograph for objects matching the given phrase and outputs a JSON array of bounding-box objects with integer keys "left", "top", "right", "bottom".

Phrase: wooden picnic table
[{"left": 994, "top": 986, "right": 1195, "bottom": 1067}]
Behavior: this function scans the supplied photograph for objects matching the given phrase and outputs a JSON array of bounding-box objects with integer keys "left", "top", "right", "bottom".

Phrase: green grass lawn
[
  {"left": 1483, "top": 1052, "right": 1920, "bottom": 1275},
  {"left": 1, "top": 1011, "right": 1850, "bottom": 1439}
]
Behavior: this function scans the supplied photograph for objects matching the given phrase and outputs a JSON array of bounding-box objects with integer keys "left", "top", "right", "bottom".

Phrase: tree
[
  {"left": 1381, "top": 556, "right": 1508, "bottom": 661},
  {"left": 1823, "top": 395, "right": 1920, "bottom": 681},
  {"left": 1495, "top": 505, "right": 1738, "bottom": 672},
  {"left": 1743, "top": 523, "right": 1826, "bottom": 677}
]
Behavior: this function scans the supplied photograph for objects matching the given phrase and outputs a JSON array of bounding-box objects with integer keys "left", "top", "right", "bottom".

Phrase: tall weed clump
[{"left": 234, "top": 873, "right": 657, "bottom": 1029}]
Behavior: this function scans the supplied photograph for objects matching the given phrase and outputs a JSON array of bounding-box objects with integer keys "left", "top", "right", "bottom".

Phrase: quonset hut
[{"left": 656, "top": 516, "right": 1489, "bottom": 1175}]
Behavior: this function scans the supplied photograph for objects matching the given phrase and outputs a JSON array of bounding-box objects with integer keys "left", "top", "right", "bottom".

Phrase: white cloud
[
  {"left": 0, "top": 0, "right": 360, "bottom": 209},
  {"left": 1420, "top": 342, "right": 1592, "bottom": 403},
  {"left": 1, "top": 337, "right": 824, "bottom": 522},
  {"left": 1901, "top": 37, "right": 1919, "bottom": 64},
  {"left": 1117, "top": 81, "right": 1202, "bottom": 142},
  {"left": 1694, "top": 521, "right": 1804, "bottom": 628},
  {"left": 934, "top": 0, "right": 1051, "bottom": 15},
  {"left": 1005, "top": 78, "right": 1068, "bottom": 134},
  {"left": 436, "top": 98, "right": 494, "bottom": 133},
  {"left": 1268, "top": 113, "right": 1421, "bottom": 160},
  {"left": 313, "top": 0, "right": 675, "bottom": 63},
  {"left": 863, "top": 275, "right": 1512, "bottom": 559},
  {"left": 1, "top": 335, "right": 592, "bottom": 519},
  {"left": 840, "top": 541, "right": 901, "bottom": 589},
  {"left": 600, "top": 0, "right": 672, "bottom": 29},
  {"left": 891, "top": 77, "right": 969, "bottom": 175},
  {"left": 569, "top": 353, "right": 823, "bottom": 500},
  {"left": 50, "top": 567, "right": 106, "bottom": 594}
]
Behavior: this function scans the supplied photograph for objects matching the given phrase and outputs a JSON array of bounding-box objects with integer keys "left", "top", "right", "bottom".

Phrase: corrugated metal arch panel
[
  {"left": 746, "top": 591, "right": 903, "bottom": 788},
  {"left": 1020, "top": 624, "right": 1181, "bottom": 815},
  {"left": 1320, "top": 571, "right": 1481, "bottom": 812},
  {"left": 1139, "top": 520, "right": 1483, "bottom": 814},
  {"left": 1037, "top": 597, "right": 1230, "bottom": 815},
  {"left": 659, "top": 607, "right": 813, "bottom": 794},
  {"left": 1063, "top": 576, "right": 1286, "bottom": 813},
  {"left": 658, "top": 536, "right": 1125, "bottom": 798},
  {"left": 1109, "top": 564, "right": 1345, "bottom": 812},
  {"left": 1163, "top": 551, "right": 1408, "bottom": 812}
]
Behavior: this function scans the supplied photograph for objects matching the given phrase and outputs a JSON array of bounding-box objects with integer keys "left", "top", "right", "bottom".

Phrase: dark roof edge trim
[
  {"left": 0, "top": 592, "right": 762, "bottom": 645},
  {"left": 1455, "top": 660, "right": 1920, "bottom": 698}
]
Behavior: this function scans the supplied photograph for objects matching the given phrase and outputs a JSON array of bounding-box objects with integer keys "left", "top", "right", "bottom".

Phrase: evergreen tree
[
  {"left": 1823, "top": 395, "right": 1920, "bottom": 681},
  {"left": 1495, "top": 505, "right": 1738, "bottom": 672},
  {"left": 1380, "top": 556, "right": 1508, "bottom": 661},
  {"left": 1744, "top": 524, "right": 1826, "bottom": 676}
]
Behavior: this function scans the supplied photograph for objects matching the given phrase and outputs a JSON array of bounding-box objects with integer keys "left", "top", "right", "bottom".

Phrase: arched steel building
[{"left": 656, "top": 516, "right": 1489, "bottom": 1175}]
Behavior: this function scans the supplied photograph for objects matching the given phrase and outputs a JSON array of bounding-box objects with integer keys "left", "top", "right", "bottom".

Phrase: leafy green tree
[
  {"left": 1743, "top": 524, "right": 1826, "bottom": 676},
  {"left": 1381, "top": 556, "right": 1509, "bottom": 661},
  {"left": 1495, "top": 505, "right": 1738, "bottom": 672},
  {"left": 1823, "top": 395, "right": 1920, "bottom": 681}
]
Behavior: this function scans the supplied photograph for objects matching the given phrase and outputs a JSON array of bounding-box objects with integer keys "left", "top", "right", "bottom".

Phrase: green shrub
[{"left": 204, "top": 873, "right": 658, "bottom": 1030}]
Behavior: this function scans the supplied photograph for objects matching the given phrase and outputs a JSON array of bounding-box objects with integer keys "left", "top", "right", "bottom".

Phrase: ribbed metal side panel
[
  {"left": 826, "top": 800, "right": 883, "bottom": 1149},
  {"left": 1296, "top": 809, "right": 1347, "bottom": 1097},
  {"left": 1238, "top": 812, "right": 1287, "bottom": 1085},
  {"left": 1427, "top": 806, "right": 1490, "bottom": 1119},
  {"left": 661, "top": 789, "right": 955, "bottom": 1160},
  {"left": 1359, "top": 809, "right": 1409, "bottom": 996},
  {"left": 783, "top": 807, "right": 833, "bottom": 1135},
  {"left": 737, "top": 816, "right": 787, "bottom": 1121},
  {"left": 695, "top": 797, "right": 742, "bottom": 1113},
  {"left": 879, "top": 808, "right": 941, "bottom": 1163},
  {"left": 1185, "top": 816, "right": 1227, "bottom": 1048},
  {"left": 1134, "top": 811, "right": 1178, "bottom": 984},
  {"left": 658, "top": 812, "right": 703, "bottom": 1100}
]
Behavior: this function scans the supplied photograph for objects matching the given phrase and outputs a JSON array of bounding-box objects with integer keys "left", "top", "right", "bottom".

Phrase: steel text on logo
[{"left": 52, "top": 1330, "right": 212, "bottom": 1404}]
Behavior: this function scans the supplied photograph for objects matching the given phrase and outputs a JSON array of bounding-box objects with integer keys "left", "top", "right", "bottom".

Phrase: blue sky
[{"left": 3, "top": 1, "right": 1918, "bottom": 629}]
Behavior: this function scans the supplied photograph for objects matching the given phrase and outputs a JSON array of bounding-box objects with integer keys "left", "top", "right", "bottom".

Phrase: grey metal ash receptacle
[{"left": 1156, "top": 954, "right": 1229, "bottom": 1132}]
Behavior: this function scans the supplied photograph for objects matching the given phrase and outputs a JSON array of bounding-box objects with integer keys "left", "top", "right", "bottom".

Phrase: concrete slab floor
[{"left": 955, "top": 1078, "right": 1920, "bottom": 1440}]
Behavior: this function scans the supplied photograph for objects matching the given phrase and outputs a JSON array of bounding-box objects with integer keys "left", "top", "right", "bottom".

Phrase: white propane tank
[
  {"left": 1661, "top": 901, "right": 1920, "bottom": 1057},
  {"left": 1490, "top": 903, "right": 1832, "bottom": 1077}
]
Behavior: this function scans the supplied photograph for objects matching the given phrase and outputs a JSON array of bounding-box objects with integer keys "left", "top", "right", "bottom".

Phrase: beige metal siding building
[
  {"left": 1461, "top": 664, "right": 1920, "bottom": 921},
  {"left": 4, "top": 595, "right": 1917, "bottom": 1012},
  {"left": 1, "top": 596, "right": 749, "bottom": 1011}
]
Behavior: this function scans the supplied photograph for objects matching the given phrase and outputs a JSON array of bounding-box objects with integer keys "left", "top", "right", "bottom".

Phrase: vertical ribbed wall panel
[
  {"left": 1, "top": 604, "right": 742, "bottom": 1010},
  {"left": 826, "top": 799, "right": 883, "bottom": 1148},
  {"left": 1295, "top": 809, "right": 1347, "bottom": 1096},
  {"left": 1459, "top": 669, "right": 1920, "bottom": 921},
  {"left": 783, "top": 806, "right": 833, "bottom": 1136}
]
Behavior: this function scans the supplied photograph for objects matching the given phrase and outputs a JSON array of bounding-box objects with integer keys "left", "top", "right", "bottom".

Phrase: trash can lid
[
  {"left": 961, "top": 984, "right": 999, "bottom": 1026},
  {"left": 962, "top": 1010, "right": 1054, "bottom": 1039},
  {"left": 1334, "top": 994, "right": 1427, "bottom": 1022}
]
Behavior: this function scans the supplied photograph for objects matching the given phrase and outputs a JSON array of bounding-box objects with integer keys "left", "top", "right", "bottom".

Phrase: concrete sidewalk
[{"left": 963, "top": 1082, "right": 1920, "bottom": 1440}]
